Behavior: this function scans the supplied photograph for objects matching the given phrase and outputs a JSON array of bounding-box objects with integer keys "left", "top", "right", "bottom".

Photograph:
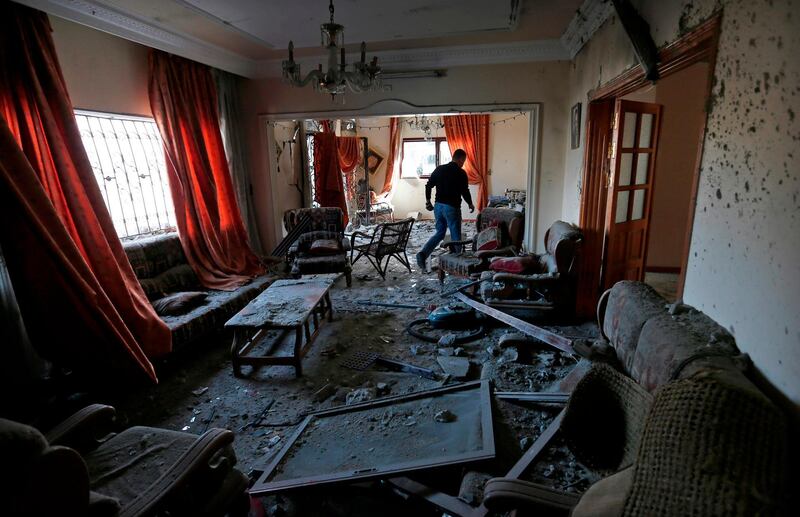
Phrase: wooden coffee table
[{"left": 225, "top": 275, "right": 336, "bottom": 377}]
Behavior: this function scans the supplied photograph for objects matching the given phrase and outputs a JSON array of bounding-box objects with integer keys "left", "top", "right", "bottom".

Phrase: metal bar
[
  {"left": 454, "top": 292, "right": 575, "bottom": 354},
  {"left": 493, "top": 392, "right": 570, "bottom": 403},
  {"left": 362, "top": 136, "right": 370, "bottom": 225},
  {"left": 375, "top": 356, "right": 440, "bottom": 380}
]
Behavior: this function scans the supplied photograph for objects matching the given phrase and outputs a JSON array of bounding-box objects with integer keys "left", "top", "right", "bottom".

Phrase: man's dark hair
[{"left": 452, "top": 149, "right": 467, "bottom": 160}]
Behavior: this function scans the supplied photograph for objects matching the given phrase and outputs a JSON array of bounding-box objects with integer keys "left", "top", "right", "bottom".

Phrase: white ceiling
[
  {"left": 184, "top": 0, "right": 520, "bottom": 49},
  {"left": 15, "top": 0, "right": 596, "bottom": 77}
]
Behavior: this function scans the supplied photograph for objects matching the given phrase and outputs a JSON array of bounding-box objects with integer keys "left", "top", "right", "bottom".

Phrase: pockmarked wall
[
  {"left": 50, "top": 16, "right": 152, "bottom": 116},
  {"left": 240, "top": 61, "right": 571, "bottom": 252},
  {"left": 563, "top": 0, "right": 800, "bottom": 406}
]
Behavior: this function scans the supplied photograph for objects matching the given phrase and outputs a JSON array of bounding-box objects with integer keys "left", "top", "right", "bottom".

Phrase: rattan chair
[{"left": 349, "top": 218, "right": 414, "bottom": 279}]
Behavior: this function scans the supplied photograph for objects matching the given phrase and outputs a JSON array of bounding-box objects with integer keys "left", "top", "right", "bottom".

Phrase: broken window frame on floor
[{"left": 250, "top": 380, "right": 495, "bottom": 495}]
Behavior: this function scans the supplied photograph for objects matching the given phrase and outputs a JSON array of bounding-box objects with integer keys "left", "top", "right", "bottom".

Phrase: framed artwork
[
  {"left": 571, "top": 102, "right": 582, "bottom": 149},
  {"left": 365, "top": 146, "right": 385, "bottom": 174}
]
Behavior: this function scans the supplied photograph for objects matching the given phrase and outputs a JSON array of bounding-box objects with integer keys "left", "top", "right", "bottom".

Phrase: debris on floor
[{"left": 112, "top": 221, "right": 601, "bottom": 516}]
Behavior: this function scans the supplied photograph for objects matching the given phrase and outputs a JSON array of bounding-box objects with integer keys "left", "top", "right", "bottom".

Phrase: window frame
[
  {"left": 400, "top": 137, "right": 450, "bottom": 179},
  {"left": 74, "top": 109, "right": 177, "bottom": 240}
]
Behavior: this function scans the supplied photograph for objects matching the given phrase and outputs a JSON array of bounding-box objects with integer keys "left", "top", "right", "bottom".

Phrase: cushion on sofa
[
  {"left": 631, "top": 311, "right": 739, "bottom": 391},
  {"left": 475, "top": 226, "right": 502, "bottom": 251},
  {"left": 602, "top": 281, "right": 666, "bottom": 373},
  {"left": 152, "top": 292, "right": 208, "bottom": 316},
  {"left": 489, "top": 256, "right": 538, "bottom": 274},
  {"left": 309, "top": 239, "right": 342, "bottom": 255},
  {"left": 138, "top": 264, "right": 202, "bottom": 300}
]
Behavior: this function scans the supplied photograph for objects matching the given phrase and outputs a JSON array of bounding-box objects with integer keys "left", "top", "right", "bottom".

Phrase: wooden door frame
[{"left": 577, "top": 12, "right": 721, "bottom": 313}]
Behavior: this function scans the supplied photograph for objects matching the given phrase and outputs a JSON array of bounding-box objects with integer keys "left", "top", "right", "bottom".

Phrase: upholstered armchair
[
  {"left": 0, "top": 404, "right": 249, "bottom": 517},
  {"left": 284, "top": 207, "right": 352, "bottom": 287},
  {"left": 436, "top": 207, "right": 524, "bottom": 284},
  {"left": 478, "top": 220, "right": 582, "bottom": 313}
]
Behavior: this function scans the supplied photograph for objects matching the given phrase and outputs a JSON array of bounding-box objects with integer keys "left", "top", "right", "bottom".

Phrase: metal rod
[{"left": 454, "top": 292, "right": 575, "bottom": 354}]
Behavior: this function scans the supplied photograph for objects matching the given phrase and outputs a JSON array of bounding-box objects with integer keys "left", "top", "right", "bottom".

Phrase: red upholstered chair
[
  {"left": 478, "top": 221, "right": 582, "bottom": 313},
  {"left": 436, "top": 207, "right": 524, "bottom": 284}
]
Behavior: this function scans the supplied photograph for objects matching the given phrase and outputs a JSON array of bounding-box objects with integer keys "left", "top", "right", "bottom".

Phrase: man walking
[{"left": 416, "top": 148, "right": 474, "bottom": 271}]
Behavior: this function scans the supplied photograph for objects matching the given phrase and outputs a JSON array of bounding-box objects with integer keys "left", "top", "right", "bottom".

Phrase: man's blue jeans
[{"left": 420, "top": 202, "right": 462, "bottom": 260}]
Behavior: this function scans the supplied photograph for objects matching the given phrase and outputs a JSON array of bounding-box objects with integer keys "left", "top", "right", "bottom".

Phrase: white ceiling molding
[
  {"left": 15, "top": 0, "right": 257, "bottom": 77},
  {"left": 560, "top": 0, "right": 615, "bottom": 59},
  {"left": 253, "top": 39, "right": 570, "bottom": 79},
  {"left": 14, "top": 0, "right": 571, "bottom": 79}
]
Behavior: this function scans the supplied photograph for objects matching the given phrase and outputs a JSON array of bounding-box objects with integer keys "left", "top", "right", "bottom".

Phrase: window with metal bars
[{"left": 74, "top": 110, "right": 177, "bottom": 239}]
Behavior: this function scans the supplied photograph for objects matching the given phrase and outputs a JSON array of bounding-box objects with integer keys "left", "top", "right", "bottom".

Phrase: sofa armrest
[
  {"left": 475, "top": 245, "right": 517, "bottom": 259},
  {"left": 120, "top": 428, "right": 236, "bottom": 517},
  {"left": 483, "top": 478, "right": 580, "bottom": 514},
  {"left": 46, "top": 404, "right": 117, "bottom": 453},
  {"left": 442, "top": 239, "right": 474, "bottom": 252}
]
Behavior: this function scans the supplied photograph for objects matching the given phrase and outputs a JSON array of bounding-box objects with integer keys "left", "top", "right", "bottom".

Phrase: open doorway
[
  {"left": 619, "top": 62, "right": 710, "bottom": 301},
  {"left": 265, "top": 107, "right": 538, "bottom": 251},
  {"left": 575, "top": 15, "right": 719, "bottom": 313}
]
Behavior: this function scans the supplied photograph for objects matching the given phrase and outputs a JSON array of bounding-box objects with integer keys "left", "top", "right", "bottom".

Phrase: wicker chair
[
  {"left": 349, "top": 218, "right": 414, "bottom": 279},
  {"left": 0, "top": 404, "right": 249, "bottom": 517},
  {"left": 436, "top": 207, "right": 524, "bottom": 284}
]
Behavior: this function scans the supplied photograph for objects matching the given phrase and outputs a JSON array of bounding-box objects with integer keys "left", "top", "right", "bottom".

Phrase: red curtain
[
  {"left": 0, "top": 4, "right": 170, "bottom": 382},
  {"left": 380, "top": 118, "right": 402, "bottom": 195},
  {"left": 149, "top": 50, "right": 263, "bottom": 290},
  {"left": 313, "top": 132, "right": 349, "bottom": 225},
  {"left": 337, "top": 136, "right": 360, "bottom": 173},
  {"left": 444, "top": 114, "right": 490, "bottom": 210}
]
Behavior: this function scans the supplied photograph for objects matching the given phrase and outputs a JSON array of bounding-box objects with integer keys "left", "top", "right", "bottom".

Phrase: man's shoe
[{"left": 416, "top": 252, "right": 427, "bottom": 271}]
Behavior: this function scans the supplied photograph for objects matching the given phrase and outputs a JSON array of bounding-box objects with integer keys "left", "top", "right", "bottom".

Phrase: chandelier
[
  {"left": 282, "top": 0, "right": 381, "bottom": 100},
  {"left": 407, "top": 115, "right": 444, "bottom": 140}
]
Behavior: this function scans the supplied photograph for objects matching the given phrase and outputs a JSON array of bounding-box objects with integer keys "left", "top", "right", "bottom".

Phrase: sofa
[
  {"left": 474, "top": 280, "right": 791, "bottom": 516},
  {"left": 569, "top": 281, "right": 790, "bottom": 515},
  {"left": 123, "top": 233, "right": 271, "bottom": 350}
]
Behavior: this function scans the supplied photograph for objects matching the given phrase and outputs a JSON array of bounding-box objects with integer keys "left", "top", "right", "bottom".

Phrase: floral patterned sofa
[{"left": 123, "top": 233, "right": 271, "bottom": 350}]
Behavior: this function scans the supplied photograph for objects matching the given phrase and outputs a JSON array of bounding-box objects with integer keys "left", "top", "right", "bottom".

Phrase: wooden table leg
[
  {"left": 231, "top": 329, "right": 245, "bottom": 378},
  {"left": 325, "top": 292, "right": 334, "bottom": 321},
  {"left": 294, "top": 326, "right": 304, "bottom": 377}
]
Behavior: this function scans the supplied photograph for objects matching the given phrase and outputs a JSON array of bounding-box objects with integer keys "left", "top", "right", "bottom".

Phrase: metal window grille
[
  {"left": 75, "top": 110, "right": 177, "bottom": 239},
  {"left": 306, "top": 133, "right": 320, "bottom": 207}
]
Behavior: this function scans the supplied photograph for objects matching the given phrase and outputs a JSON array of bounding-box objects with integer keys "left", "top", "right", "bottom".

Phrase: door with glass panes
[{"left": 602, "top": 100, "right": 662, "bottom": 290}]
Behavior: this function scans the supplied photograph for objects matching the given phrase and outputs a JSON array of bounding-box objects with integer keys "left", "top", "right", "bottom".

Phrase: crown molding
[
  {"left": 15, "top": 0, "right": 571, "bottom": 80},
  {"left": 15, "top": 0, "right": 257, "bottom": 77},
  {"left": 253, "top": 39, "right": 570, "bottom": 78},
  {"left": 561, "top": 0, "right": 615, "bottom": 59}
]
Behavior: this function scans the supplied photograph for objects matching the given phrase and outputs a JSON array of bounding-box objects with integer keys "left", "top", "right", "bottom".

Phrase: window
[
  {"left": 75, "top": 110, "right": 176, "bottom": 239},
  {"left": 400, "top": 137, "right": 451, "bottom": 179}
]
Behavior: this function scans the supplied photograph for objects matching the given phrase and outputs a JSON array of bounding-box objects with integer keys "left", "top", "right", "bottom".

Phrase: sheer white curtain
[{"left": 215, "top": 70, "right": 263, "bottom": 253}]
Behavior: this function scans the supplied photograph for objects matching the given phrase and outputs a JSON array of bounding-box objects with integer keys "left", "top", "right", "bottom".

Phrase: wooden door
[{"left": 602, "top": 100, "right": 662, "bottom": 289}]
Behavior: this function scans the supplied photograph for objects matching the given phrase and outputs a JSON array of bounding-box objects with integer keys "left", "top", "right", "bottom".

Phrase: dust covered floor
[{"left": 114, "top": 220, "right": 601, "bottom": 516}]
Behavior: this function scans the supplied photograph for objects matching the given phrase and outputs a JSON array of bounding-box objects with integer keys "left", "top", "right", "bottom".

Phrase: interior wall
[
  {"left": 241, "top": 61, "right": 571, "bottom": 252},
  {"left": 50, "top": 16, "right": 152, "bottom": 116},
  {"left": 564, "top": 0, "right": 800, "bottom": 406}
]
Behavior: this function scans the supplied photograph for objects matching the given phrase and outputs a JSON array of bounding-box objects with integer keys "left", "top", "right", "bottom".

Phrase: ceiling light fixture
[
  {"left": 407, "top": 115, "right": 444, "bottom": 140},
  {"left": 282, "top": 0, "right": 382, "bottom": 101}
]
